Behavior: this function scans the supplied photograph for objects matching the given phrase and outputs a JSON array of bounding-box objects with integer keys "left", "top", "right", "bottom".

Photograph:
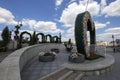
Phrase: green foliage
[
  {"left": 30, "top": 31, "right": 37, "bottom": 45},
  {"left": 75, "top": 12, "right": 87, "bottom": 57},
  {"left": 38, "top": 52, "right": 56, "bottom": 56},
  {"left": 70, "top": 52, "right": 78, "bottom": 59},
  {"left": 75, "top": 11, "right": 96, "bottom": 59},
  {"left": 19, "top": 31, "right": 31, "bottom": 48},
  {"left": 0, "top": 40, "right": 7, "bottom": 52},
  {"left": 33, "top": 31, "right": 37, "bottom": 44},
  {"left": 36, "top": 33, "right": 45, "bottom": 43},
  {"left": 46, "top": 34, "right": 52, "bottom": 43},
  {"left": 53, "top": 36, "right": 59, "bottom": 43},
  {"left": 1, "top": 26, "right": 10, "bottom": 47},
  {"left": 38, "top": 52, "right": 45, "bottom": 56}
]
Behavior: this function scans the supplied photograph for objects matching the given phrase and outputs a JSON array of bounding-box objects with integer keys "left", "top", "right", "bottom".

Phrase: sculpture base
[
  {"left": 68, "top": 55, "right": 85, "bottom": 63},
  {"left": 63, "top": 54, "right": 115, "bottom": 76}
]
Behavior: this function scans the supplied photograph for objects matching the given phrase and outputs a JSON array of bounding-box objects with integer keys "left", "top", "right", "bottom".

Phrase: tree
[{"left": 1, "top": 26, "right": 10, "bottom": 48}]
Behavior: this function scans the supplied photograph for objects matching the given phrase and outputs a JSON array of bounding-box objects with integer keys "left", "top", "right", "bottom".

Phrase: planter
[
  {"left": 51, "top": 48, "right": 59, "bottom": 53},
  {"left": 0, "top": 46, "right": 7, "bottom": 52},
  {"left": 68, "top": 54, "right": 85, "bottom": 63},
  {"left": 39, "top": 55, "right": 55, "bottom": 62},
  {"left": 66, "top": 47, "right": 73, "bottom": 52}
]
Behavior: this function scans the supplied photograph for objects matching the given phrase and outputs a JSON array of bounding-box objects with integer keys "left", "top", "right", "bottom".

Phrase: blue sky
[{"left": 0, "top": 0, "right": 120, "bottom": 42}]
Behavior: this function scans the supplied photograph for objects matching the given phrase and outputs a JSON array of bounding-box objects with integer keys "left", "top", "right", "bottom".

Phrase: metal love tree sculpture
[{"left": 75, "top": 11, "right": 96, "bottom": 59}]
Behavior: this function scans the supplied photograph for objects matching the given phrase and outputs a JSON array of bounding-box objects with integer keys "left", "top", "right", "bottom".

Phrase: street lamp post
[
  {"left": 59, "top": 32, "right": 61, "bottom": 43},
  {"left": 14, "top": 21, "right": 23, "bottom": 40},
  {"left": 112, "top": 35, "right": 115, "bottom": 52},
  {"left": 14, "top": 21, "right": 23, "bottom": 48}
]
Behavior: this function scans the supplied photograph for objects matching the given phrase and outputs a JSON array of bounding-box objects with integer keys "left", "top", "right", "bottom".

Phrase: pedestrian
[{"left": 113, "top": 47, "right": 115, "bottom": 53}]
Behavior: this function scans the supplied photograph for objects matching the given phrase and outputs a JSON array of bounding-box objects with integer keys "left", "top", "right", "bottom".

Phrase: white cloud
[
  {"left": 66, "top": 27, "right": 74, "bottom": 39},
  {"left": 95, "top": 21, "right": 110, "bottom": 29},
  {"left": 100, "top": 0, "right": 107, "bottom": 10},
  {"left": 59, "top": 0, "right": 100, "bottom": 27},
  {"left": 60, "top": 0, "right": 120, "bottom": 43},
  {"left": 97, "top": 33, "right": 113, "bottom": 42},
  {"left": 66, "top": 27, "right": 74, "bottom": 34},
  {"left": 61, "top": 27, "right": 75, "bottom": 43},
  {"left": 105, "top": 27, "right": 120, "bottom": 34},
  {"left": 22, "top": 19, "right": 37, "bottom": 30},
  {"left": 63, "top": 27, "right": 91, "bottom": 43},
  {"left": 69, "top": 0, "right": 76, "bottom": 4},
  {"left": 62, "top": 20, "right": 111, "bottom": 43},
  {"left": 22, "top": 19, "right": 63, "bottom": 34},
  {"left": 97, "top": 27, "right": 120, "bottom": 42},
  {"left": 0, "top": 7, "right": 17, "bottom": 25},
  {"left": 56, "top": 0, "right": 63, "bottom": 6},
  {"left": 18, "top": 30, "right": 34, "bottom": 40},
  {"left": 59, "top": 0, "right": 101, "bottom": 43},
  {"left": 0, "top": 7, "right": 63, "bottom": 35},
  {"left": 34, "top": 21, "right": 63, "bottom": 33},
  {"left": 55, "top": 0, "right": 63, "bottom": 10},
  {"left": 101, "top": 0, "right": 120, "bottom": 17},
  {"left": 20, "top": 30, "right": 34, "bottom": 34},
  {"left": 23, "top": 17, "right": 64, "bottom": 34}
]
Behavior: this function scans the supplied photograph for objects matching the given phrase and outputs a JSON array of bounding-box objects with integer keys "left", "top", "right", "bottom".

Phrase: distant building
[
  {"left": 116, "top": 39, "right": 120, "bottom": 46},
  {"left": 108, "top": 41, "right": 117, "bottom": 47},
  {"left": 96, "top": 41, "right": 108, "bottom": 46}
]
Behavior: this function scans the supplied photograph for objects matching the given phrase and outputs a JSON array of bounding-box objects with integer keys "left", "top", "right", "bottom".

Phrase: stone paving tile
[
  {"left": 21, "top": 44, "right": 69, "bottom": 80},
  {"left": 21, "top": 46, "right": 120, "bottom": 80},
  {"left": 82, "top": 48, "right": 120, "bottom": 80}
]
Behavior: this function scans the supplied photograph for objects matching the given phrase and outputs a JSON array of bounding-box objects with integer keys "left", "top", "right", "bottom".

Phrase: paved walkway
[
  {"left": 0, "top": 50, "right": 13, "bottom": 63},
  {"left": 1, "top": 45, "right": 119, "bottom": 80},
  {"left": 21, "top": 45, "right": 120, "bottom": 80},
  {"left": 82, "top": 48, "right": 120, "bottom": 80},
  {"left": 21, "top": 44, "right": 72, "bottom": 80}
]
